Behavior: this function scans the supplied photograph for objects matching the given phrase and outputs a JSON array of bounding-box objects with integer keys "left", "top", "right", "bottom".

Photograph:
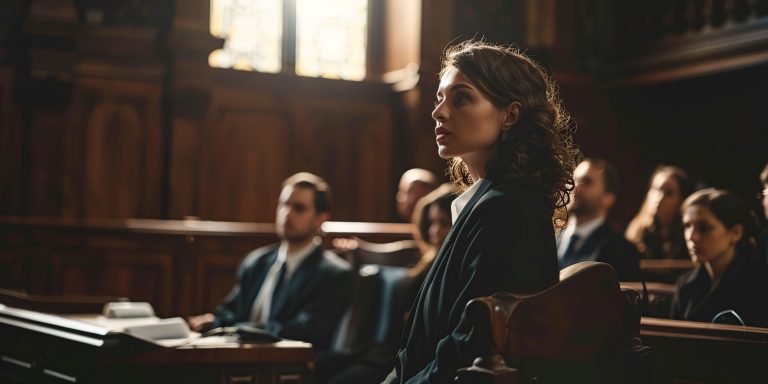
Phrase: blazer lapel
[
  {"left": 422, "top": 180, "right": 492, "bottom": 286},
  {"left": 441, "top": 180, "right": 492, "bottom": 252},
  {"left": 269, "top": 246, "right": 323, "bottom": 319},
  {"left": 246, "top": 250, "right": 279, "bottom": 307},
  {"left": 399, "top": 180, "right": 492, "bottom": 348}
]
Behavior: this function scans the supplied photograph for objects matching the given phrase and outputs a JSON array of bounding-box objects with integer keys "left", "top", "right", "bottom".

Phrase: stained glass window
[
  {"left": 209, "top": 0, "right": 368, "bottom": 81},
  {"left": 295, "top": 0, "right": 367, "bottom": 80},
  {"left": 209, "top": 0, "right": 282, "bottom": 73}
]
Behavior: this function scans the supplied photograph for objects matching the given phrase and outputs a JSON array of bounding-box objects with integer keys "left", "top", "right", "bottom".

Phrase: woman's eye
[{"left": 454, "top": 92, "right": 470, "bottom": 105}]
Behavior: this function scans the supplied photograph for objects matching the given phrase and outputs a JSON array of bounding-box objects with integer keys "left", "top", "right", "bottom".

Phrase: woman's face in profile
[
  {"left": 647, "top": 172, "right": 683, "bottom": 226},
  {"left": 682, "top": 205, "right": 741, "bottom": 264},
  {"left": 427, "top": 204, "right": 452, "bottom": 247},
  {"left": 432, "top": 67, "right": 507, "bottom": 161}
]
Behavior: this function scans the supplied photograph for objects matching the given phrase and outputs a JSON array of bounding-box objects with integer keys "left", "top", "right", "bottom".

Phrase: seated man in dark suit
[
  {"left": 187, "top": 172, "right": 353, "bottom": 350},
  {"left": 557, "top": 158, "right": 640, "bottom": 281}
]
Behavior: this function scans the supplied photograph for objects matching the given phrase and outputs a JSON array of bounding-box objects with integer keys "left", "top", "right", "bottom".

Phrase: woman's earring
[{"left": 501, "top": 131, "right": 510, "bottom": 142}]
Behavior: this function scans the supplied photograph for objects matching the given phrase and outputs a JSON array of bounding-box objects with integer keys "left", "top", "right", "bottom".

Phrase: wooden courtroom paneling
[
  {"left": 0, "top": 217, "right": 411, "bottom": 317},
  {"left": 175, "top": 69, "right": 397, "bottom": 223},
  {"left": 195, "top": 253, "right": 244, "bottom": 315},
  {"left": 44, "top": 229, "right": 177, "bottom": 316},
  {"left": 3, "top": 0, "right": 418, "bottom": 223},
  {"left": 168, "top": 89, "right": 210, "bottom": 220},
  {"left": 0, "top": 250, "right": 26, "bottom": 291},
  {"left": 0, "top": 67, "right": 21, "bottom": 216},
  {"left": 27, "top": 110, "right": 70, "bottom": 217},
  {"left": 52, "top": 249, "right": 175, "bottom": 317},
  {"left": 293, "top": 97, "right": 392, "bottom": 221},
  {"left": 182, "top": 234, "right": 278, "bottom": 315},
  {"left": 198, "top": 87, "right": 291, "bottom": 222},
  {"left": 64, "top": 78, "right": 164, "bottom": 219}
]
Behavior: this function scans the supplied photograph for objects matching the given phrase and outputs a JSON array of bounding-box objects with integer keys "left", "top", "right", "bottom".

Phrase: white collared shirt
[
  {"left": 250, "top": 236, "right": 321, "bottom": 323},
  {"left": 451, "top": 179, "right": 484, "bottom": 224},
  {"left": 557, "top": 216, "right": 606, "bottom": 259},
  {"left": 278, "top": 236, "right": 322, "bottom": 280}
]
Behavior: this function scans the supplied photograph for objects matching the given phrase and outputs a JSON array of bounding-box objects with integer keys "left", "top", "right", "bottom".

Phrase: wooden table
[{"left": 0, "top": 304, "right": 314, "bottom": 383}]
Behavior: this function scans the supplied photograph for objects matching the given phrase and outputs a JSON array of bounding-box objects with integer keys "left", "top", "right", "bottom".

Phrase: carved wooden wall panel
[
  {"left": 188, "top": 235, "right": 278, "bottom": 315},
  {"left": 195, "top": 253, "right": 242, "bottom": 315},
  {"left": 293, "top": 98, "right": 392, "bottom": 221},
  {"left": 198, "top": 88, "right": 292, "bottom": 222},
  {"left": 27, "top": 111, "right": 69, "bottom": 217},
  {"left": 0, "top": 250, "right": 26, "bottom": 291},
  {"left": 0, "top": 68, "right": 16, "bottom": 215},
  {"left": 52, "top": 249, "right": 175, "bottom": 317},
  {"left": 65, "top": 79, "right": 163, "bottom": 219}
]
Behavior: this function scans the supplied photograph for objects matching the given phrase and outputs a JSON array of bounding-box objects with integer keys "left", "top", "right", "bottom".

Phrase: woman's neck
[
  {"left": 461, "top": 149, "right": 494, "bottom": 183},
  {"left": 703, "top": 246, "right": 737, "bottom": 281}
]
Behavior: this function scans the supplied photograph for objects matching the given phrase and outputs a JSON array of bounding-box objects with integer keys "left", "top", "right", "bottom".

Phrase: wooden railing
[{"left": 0, "top": 216, "right": 413, "bottom": 318}]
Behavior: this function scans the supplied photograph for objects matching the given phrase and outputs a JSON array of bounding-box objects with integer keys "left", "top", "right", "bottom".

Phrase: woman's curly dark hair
[{"left": 440, "top": 40, "right": 581, "bottom": 228}]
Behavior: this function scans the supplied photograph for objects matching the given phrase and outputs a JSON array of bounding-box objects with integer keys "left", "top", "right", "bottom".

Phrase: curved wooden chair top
[{"left": 464, "top": 261, "right": 627, "bottom": 361}]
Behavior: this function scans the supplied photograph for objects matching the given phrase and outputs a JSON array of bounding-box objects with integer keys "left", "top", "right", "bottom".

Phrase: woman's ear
[
  {"left": 502, "top": 102, "right": 522, "bottom": 131},
  {"left": 729, "top": 223, "right": 744, "bottom": 244}
]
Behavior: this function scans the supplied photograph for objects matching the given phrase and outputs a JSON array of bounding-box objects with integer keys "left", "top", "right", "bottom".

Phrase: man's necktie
[
  {"left": 250, "top": 258, "right": 287, "bottom": 323},
  {"left": 559, "top": 234, "right": 581, "bottom": 269}
]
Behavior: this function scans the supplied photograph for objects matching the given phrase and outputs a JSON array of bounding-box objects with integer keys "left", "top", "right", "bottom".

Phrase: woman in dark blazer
[
  {"left": 384, "top": 40, "right": 580, "bottom": 383},
  {"left": 671, "top": 188, "right": 768, "bottom": 327}
]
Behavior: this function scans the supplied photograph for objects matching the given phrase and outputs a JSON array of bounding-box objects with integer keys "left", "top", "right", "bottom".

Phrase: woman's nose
[{"left": 432, "top": 101, "right": 447, "bottom": 122}]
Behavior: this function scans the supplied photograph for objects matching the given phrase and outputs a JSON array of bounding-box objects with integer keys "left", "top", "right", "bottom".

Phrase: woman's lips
[{"left": 435, "top": 127, "right": 450, "bottom": 142}]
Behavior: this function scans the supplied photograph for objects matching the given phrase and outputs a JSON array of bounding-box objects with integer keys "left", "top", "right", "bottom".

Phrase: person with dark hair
[
  {"left": 557, "top": 158, "right": 640, "bottom": 281},
  {"left": 626, "top": 166, "right": 693, "bottom": 260},
  {"left": 671, "top": 188, "right": 768, "bottom": 327},
  {"left": 384, "top": 39, "right": 580, "bottom": 383},
  {"left": 757, "top": 163, "right": 768, "bottom": 263},
  {"left": 186, "top": 172, "right": 353, "bottom": 350}
]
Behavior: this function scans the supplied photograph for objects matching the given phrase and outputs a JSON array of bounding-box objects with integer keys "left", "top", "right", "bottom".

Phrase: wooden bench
[
  {"left": 640, "top": 259, "right": 695, "bottom": 283},
  {"left": 639, "top": 317, "right": 768, "bottom": 383}
]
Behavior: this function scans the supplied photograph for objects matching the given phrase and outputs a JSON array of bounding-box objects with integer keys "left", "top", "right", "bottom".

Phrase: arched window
[{"left": 209, "top": 0, "right": 368, "bottom": 81}]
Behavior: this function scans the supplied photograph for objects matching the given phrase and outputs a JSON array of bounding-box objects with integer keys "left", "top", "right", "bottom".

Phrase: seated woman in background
[
  {"left": 408, "top": 183, "right": 459, "bottom": 280},
  {"left": 626, "top": 165, "right": 693, "bottom": 259},
  {"left": 671, "top": 188, "right": 768, "bottom": 327}
]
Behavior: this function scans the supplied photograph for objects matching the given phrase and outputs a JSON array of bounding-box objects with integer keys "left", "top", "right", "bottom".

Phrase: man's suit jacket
[
  {"left": 386, "top": 179, "right": 560, "bottom": 384},
  {"left": 212, "top": 243, "right": 353, "bottom": 350},
  {"left": 559, "top": 221, "right": 640, "bottom": 282}
]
